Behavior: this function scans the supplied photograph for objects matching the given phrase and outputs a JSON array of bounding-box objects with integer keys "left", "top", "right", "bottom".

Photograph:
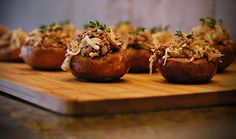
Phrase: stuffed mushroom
[
  {"left": 126, "top": 27, "right": 158, "bottom": 73},
  {"left": 0, "top": 25, "right": 27, "bottom": 62},
  {"left": 192, "top": 17, "right": 235, "bottom": 72},
  {"left": 21, "top": 22, "right": 75, "bottom": 70},
  {"left": 149, "top": 31, "right": 222, "bottom": 84},
  {"left": 61, "top": 20, "right": 129, "bottom": 82}
]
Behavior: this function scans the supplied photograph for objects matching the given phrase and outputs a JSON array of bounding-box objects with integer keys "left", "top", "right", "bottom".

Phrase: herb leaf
[
  {"left": 86, "top": 20, "right": 110, "bottom": 32},
  {"left": 151, "top": 25, "right": 169, "bottom": 33},
  {"left": 39, "top": 22, "right": 62, "bottom": 32},
  {"left": 175, "top": 30, "right": 193, "bottom": 39},
  {"left": 200, "top": 17, "right": 217, "bottom": 27},
  {"left": 130, "top": 27, "right": 145, "bottom": 35},
  {"left": 175, "top": 30, "right": 183, "bottom": 37},
  {"left": 186, "top": 33, "right": 193, "bottom": 39}
]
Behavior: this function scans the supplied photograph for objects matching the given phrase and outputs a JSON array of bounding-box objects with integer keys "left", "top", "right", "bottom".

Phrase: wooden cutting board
[{"left": 0, "top": 62, "right": 236, "bottom": 115}]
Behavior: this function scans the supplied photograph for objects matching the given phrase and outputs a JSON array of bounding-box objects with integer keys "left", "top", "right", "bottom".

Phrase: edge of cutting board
[{"left": 1, "top": 78, "right": 236, "bottom": 115}]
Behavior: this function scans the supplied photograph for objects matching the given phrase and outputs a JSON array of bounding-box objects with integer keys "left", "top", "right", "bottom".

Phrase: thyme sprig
[
  {"left": 199, "top": 17, "right": 223, "bottom": 27},
  {"left": 129, "top": 27, "right": 145, "bottom": 35},
  {"left": 175, "top": 30, "right": 193, "bottom": 39},
  {"left": 86, "top": 20, "right": 110, "bottom": 32},
  {"left": 150, "top": 25, "right": 169, "bottom": 33},
  {"left": 39, "top": 22, "right": 62, "bottom": 32}
]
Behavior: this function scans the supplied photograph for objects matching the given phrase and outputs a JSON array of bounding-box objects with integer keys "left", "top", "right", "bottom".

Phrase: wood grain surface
[{"left": 0, "top": 62, "right": 236, "bottom": 115}]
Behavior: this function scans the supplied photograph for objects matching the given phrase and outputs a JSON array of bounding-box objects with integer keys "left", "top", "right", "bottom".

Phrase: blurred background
[{"left": 0, "top": 0, "right": 235, "bottom": 42}]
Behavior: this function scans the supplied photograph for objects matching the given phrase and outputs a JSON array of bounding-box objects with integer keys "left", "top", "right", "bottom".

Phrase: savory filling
[
  {"left": 113, "top": 21, "right": 136, "bottom": 36},
  {"left": 24, "top": 22, "right": 75, "bottom": 48},
  {"left": 61, "top": 20, "right": 124, "bottom": 71},
  {"left": 151, "top": 25, "right": 175, "bottom": 49},
  {"left": 149, "top": 31, "right": 223, "bottom": 73},
  {"left": 9, "top": 28, "right": 28, "bottom": 50},
  {"left": 128, "top": 27, "right": 155, "bottom": 50},
  {"left": 192, "top": 17, "right": 234, "bottom": 47},
  {"left": 0, "top": 25, "right": 27, "bottom": 50}
]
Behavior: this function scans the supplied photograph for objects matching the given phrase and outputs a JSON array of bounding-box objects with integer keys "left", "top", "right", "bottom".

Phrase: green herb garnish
[
  {"left": 150, "top": 25, "right": 169, "bottom": 33},
  {"left": 199, "top": 17, "right": 217, "bottom": 27},
  {"left": 86, "top": 20, "right": 110, "bottom": 32},
  {"left": 186, "top": 33, "right": 194, "bottom": 39},
  {"left": 39, "top": 22, "right": 62, "bottom": 32},
  {"left": 175, "top": 30, "right": 193, "bottom": 39},
  {"left": 175, "top": 30, "right": 183, "bottom": 37},
  {"left": 129, "top": 27, "right": 145, "bottom": 35}
]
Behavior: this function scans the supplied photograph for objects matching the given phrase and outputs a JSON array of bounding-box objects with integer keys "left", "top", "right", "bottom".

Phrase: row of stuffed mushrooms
[{"left": 0, "top": 17, "right": 235, "bottom": 83}]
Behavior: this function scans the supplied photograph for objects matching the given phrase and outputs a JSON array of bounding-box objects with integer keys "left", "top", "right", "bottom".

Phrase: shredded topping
[
  {"left": 128, "top": 28, "right": 155, "bottom": 50},
  {"left": 24, "top": 23, "right": 75, "bottom": 48},
  {"left": 192, "top": 17, "right": 234, "bottom": 48},
  {"left": 114, "top": 21, "right": 135, "bottom": 36},
  {"left": 152, "top": 31, "right": 175, "bottom": 49},
  {"left": 9, "top": 28, "right": 28, "bottom": 50},
  {"left": 149, "top": 31, "right": 223, "bottom": 74},
  {"left": 61, "top": 21, "right": 124, "bottom": 71}
]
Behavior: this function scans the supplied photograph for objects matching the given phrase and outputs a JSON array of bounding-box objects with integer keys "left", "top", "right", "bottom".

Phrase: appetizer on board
[
  {"left": 61, "top": 20, "right": 129, "bottom": 82},
  {"left": 149, "top": 31, "right": 222, "bottom": 84},
  {"left": 192, "top": 17, "right": 235, "bottom": 72},
  {"left": 0, "top": 25, "right": 27, "bottom": 62},
  {"left": 126, "top": 27, "right": 158, "bottom": 73},
  {"left": 21, "top": 22, "right": 75, "bottom": 70}
]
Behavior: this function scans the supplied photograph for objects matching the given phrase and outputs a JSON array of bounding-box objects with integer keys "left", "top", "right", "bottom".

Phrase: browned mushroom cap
[
  {"left": 70, "top": 51, "right": 129, "bottom": 82},
  {"left": 21, "top": 45, "right": 66, "bottom": 70},
  {"left": 213, "top": 44, "right": 235, "bottom": 72},
  {"left": 0, "top": 48, "right": 22, "bottom": 62},
  {"left": 126, "top": 47, "right": 158, "bottom": 73},
  {"left": 157, "top": 58, "right": 217, "bottom": 84}
]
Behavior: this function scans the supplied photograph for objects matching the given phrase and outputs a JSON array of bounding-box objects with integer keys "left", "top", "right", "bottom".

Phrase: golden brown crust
[
  {"left": 70, "top": 51, "right": 129, "bottom": 82},
  {"left": 21, "top": 45, "right": 66, "bottom": 70},
  {"left": 0, "top": 47, "right": 23, "bottom": 62},
  {"left": 157, "top": 58, "right": 217, "bottom": 84},
  {"left": 126, "top": 47, "right": 157, "bottom": 73}
]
